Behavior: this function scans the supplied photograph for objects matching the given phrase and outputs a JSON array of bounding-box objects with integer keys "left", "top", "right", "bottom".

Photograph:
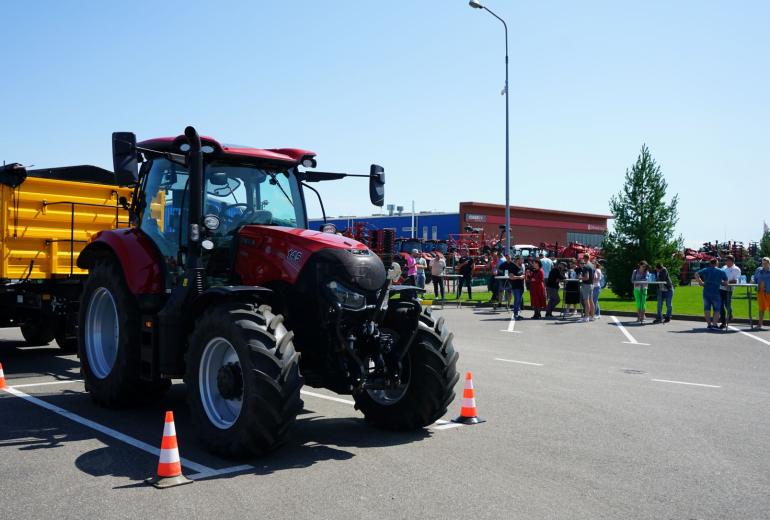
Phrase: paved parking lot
[{"left": 2, "top": 309, "right": 770, "bottom": 519}]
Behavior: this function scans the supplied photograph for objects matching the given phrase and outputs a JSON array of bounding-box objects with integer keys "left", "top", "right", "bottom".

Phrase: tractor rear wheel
[
  {"left": 20, "top": 316, "right": 55, "bottom": 346},
  {"left": 354, "top": 304, "right": 459, "bottom": 429},
  {"left": 79, "top": 260, "right": 170, "bottom": 406},
  {"left": 185, "top": 302, "right": 303, "bottom": 457}
]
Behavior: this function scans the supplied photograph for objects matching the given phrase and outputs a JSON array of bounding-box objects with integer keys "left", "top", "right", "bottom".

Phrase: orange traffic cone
[
  {"left": 0, "top": 362, "right": 6, "bottom": 389},
  {"left": 452, "top": 371, "right": 485, "bottom": 425},
  {"left": 146, "top": 411, "right": 192, "bottom": 488}
]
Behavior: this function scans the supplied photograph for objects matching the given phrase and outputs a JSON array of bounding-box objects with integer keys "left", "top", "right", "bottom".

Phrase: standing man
[
  {"left": 413, "top": 249, "right": 427, "bottom": 289},
  {"left": 754, "top": 257, "right": 770, "bottom": 330},
  {"left": 497, "top": 253, "right": 514, "bottom": 308},
  {"left": 509, "top": 255, "right": 526, "bottom": 319},
  {"left": 430, "top": 253, "right": 446, "bottom": 300},
  {"left": 579, "top": 254, "right": 595, "bottom": 322},
  {"left": 404, "top": 250, "right": 417, "bottom": 286},
  {"left": 545, "top": 262, "right": 566, "bottom": 318},
  {"left": 719, "top": 255, "right": 741, "bottom": 329},
  {"left": 592, "top": 261, "right": 604, "bottom": 319},
  {"left": 539, "top": 252, "right": 553, "bottom": 280},
  {"left": 456, "top": 247, "right": 474, "bottom": 300},
  {"left": 653, "top": 263, "right": 674, "bottom": 324},
  {"left": 694, "top": 258, "right": 728, "bottom": 330}
]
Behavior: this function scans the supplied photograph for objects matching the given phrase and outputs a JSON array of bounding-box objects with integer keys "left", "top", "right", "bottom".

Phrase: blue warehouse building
[{"left": 309, "top": 212, "right": 459, "bottom": 240}]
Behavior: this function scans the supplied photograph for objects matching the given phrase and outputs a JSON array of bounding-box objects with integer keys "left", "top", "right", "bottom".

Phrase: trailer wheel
[
  {"left": 20, "top": 318, "right": 55, "bottom": 346},
  {"left": 79, "top": 260, "right": 169, "bottom": 406},
  {"left": 54, "top": 319, "right": 78, "bottom": 354},
  {"left": 185, "top": 302, "right": 303, "bottom": 457},
  {"left": 354, "top": 303, "right": 459, "bottom": 429}
]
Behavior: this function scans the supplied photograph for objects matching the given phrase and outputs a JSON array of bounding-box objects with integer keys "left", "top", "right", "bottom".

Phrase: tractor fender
[
  {"left": 77, "top": 229, "right": 165, "bottom": 295},
  {"left": 187, "top": 286, "right": 273, "bottom": 323}
]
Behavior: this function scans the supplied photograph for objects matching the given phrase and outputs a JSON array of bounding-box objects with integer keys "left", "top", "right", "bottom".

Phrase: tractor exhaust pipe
[{"left": 184, "top": 126, "right": 203, "bottom": 263}]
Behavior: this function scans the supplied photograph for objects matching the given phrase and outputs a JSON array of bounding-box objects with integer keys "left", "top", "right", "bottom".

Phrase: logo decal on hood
[{"left": 287, "top": 249, "right": 303, "bottom": 264}]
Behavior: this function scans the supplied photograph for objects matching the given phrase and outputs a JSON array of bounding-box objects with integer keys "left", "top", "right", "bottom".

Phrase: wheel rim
[
  {"left": 366, "top": 355, "right": 411, "bottom": 406},
  {"left": 199, "top": 337, "right": 243, "bottom": 429},
  {"left": 84, "top": 287, "right": 119, "bottom": 379}
]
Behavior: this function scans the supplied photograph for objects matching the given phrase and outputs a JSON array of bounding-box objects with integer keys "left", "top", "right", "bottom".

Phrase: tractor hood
[{"left": 235, "top": 226, "right": 387, "bottom": 292}]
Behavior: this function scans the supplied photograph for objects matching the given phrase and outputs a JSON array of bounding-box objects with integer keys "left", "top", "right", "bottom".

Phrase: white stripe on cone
[
  {"left": 464, "top": 380, "right": 474, "bottom": 390},
  {"left": 162, "top": 421, "right": 176, "bottom": 437},
  {"left": 462, "top": 397, "right": 476, "bottom": 408},
  {"left": 159, "top": 447, "right": 180, "bottom": 464}
]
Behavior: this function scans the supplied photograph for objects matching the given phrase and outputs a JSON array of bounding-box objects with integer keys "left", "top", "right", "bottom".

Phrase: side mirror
[
  {"left": 369, "top": 164, "right": 385, "bottom": 207},
  {"left": 112, "top": 132, "right": 138, "bottom": 185}
]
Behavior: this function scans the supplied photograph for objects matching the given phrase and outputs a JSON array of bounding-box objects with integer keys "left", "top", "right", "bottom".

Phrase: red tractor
[{"left": 77, "top": 127, "right": 459, "bottom": 456}]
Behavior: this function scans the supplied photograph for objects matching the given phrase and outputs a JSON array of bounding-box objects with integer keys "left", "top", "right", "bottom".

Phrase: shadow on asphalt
[
  {"left": 668, "top": 327, "right": 738, "bottom": 334},
  {"left": 0, "top": 339, "right": 81, "bottom": 380},
  {"left": 1, "top": 381, "right": 433, "bottom": 485}
]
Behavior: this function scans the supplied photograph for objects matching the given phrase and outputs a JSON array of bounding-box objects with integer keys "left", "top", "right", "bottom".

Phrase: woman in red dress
[{"left": 527, "top": 259, "right": 547, "bottom": 319}]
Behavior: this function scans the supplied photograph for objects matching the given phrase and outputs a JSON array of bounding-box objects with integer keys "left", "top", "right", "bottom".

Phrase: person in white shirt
[
  {"left": 430, "top": 254, "right": 447, "bottom": 299},
  {"left": 719, "top": 254, "right": 741, "bottom": 328},
  {"left": 539, "top": 253, "right": 553, "bottom": 279},
  {"left": 592, "top": 263, "right": 603, "bottom": 318},
  {"left": 414, "top": 250, "right": 427, "bottom": 289}
]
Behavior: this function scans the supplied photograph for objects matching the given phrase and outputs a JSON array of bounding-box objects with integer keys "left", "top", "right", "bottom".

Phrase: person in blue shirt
[
  {"left": 694, "top": 258, "right": 729, "bottom": 330},
  {"left": 753, "top": 257, "right": 770, "bottom": 330}
]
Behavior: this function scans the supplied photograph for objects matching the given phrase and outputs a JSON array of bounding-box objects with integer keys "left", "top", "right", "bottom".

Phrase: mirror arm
[
  {"left": 301, "top": 181, "right": 327, "bottom": 223},
  {"left": 135, "top": 146, "right": 187, "bottom": 168}
]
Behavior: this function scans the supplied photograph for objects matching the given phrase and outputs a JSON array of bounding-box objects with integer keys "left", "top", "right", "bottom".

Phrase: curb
[{"left": 427, "top": 301, "right": 757, "bottom": 325}]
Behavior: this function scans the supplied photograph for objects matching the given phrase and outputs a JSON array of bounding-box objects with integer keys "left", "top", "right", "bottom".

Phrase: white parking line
[
  {"left": 188, "top": 464, "right": 254, "bottom": 481},
  {"left": 300, "top": 390, "right": 461, "bottom": 431},
  {"left": 1, "top": 386, "right": 217, "bottom": 475},
  {"left": 433, "top": 420, "right": 462, "bottom": 430},
  {"left": 729, "top": 326, "right": 770, "bottom": 346},
  {"left": 10, "top": 379, "right": 84, "bottom": 389},
  {"left": 610, "top": 316, "right": 650, "bottom": 345},
  {"left": 300, "top": 389, "right": 355, "bottom": 405},
  {"left": 500, "top": 313, "right": 522, "bottom": 333},
  {"left": 651, "top": 379, "right": 721, "bottom": 388},
  {"left": 494, "top": 357, "right": 544, "bottom": 367}
]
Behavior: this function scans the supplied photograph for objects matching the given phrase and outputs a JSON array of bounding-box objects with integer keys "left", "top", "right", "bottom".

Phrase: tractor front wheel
[
  {"left": 354, "top": 305, "right": 459, "bottom": 429},
  {"left": 185, "top": 302, "right": 303, "bottom": 457}
]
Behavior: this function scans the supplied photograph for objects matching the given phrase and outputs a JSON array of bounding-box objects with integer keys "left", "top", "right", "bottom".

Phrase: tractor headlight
[{"left": 327, "top": 281, "right": 366, "bottom": 310}]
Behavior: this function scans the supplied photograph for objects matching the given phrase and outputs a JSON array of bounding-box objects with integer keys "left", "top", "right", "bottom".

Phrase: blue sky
[{"left": 2, "top": 1, "right": 768, "bottom": 247}]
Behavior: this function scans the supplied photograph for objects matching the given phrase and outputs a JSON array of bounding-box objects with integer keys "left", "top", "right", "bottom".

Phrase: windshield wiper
[{"left": 267, "top": 172, "right": 294, "bottom": 207}]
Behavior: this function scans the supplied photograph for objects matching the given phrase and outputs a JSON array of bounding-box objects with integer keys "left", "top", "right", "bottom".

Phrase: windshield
[
  {"left": 140, "top": 159, "right": 306, "bottom": 258},
  {"left": 204, "top": 163, "right": 306, "bottom": 234}
]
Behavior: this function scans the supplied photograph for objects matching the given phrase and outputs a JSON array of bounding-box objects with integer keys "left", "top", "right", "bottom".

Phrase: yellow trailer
[{"left": 0, "top": 163, "right": 132, "bottom": 350}]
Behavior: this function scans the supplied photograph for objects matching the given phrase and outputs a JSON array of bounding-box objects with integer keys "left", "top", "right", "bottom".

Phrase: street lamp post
[{"left": 469, "top": 0, "right": 510, "bottom": 255}]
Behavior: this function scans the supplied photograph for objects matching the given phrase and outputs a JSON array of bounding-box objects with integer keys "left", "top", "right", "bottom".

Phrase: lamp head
[{"left": 469, "top": 0, "right": 484, "bottom": 8}]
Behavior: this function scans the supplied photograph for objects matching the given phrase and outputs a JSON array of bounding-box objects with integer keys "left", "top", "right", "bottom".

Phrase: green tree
[
  {"left": 603, "top": 145, "right": 682, "bottom": 298},
  {"left": 760, "top": 230, "right": 770, "bottom": 258}
]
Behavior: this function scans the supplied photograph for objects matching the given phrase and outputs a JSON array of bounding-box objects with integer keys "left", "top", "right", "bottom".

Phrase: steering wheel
[{"left": 226, "top": 203, "right": 272, "bottom": 228}]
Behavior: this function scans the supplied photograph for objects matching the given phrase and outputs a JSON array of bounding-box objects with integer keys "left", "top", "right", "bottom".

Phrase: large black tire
[
  {"left": 78, "top": 260, "right": 170, "bottom": 406},
  {"left": 185, "top": 302, "right": 303, "bottom": 457},
  {"left": 20, "top": 317, "right": 55, "bottom": 346},
  {"left": 354, "top": 304, "right": 459, "bottom": 429},
  {"left": 55, "top": 319, "right": 78, "bottom": 354}
]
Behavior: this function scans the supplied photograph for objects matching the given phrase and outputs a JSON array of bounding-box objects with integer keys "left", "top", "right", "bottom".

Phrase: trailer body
[{"left": 0, "top": 164, "right": 130, "bottom": 348}]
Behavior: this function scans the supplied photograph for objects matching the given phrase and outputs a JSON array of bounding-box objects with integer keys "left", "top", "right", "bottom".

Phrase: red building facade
[{"left": 459, "top": 202, "right": 611, "bottom": 247}]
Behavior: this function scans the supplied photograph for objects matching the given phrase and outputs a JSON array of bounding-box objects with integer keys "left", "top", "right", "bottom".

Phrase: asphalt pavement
[{"left": 1, "top": 308, "right": 769, "bottom": 520}]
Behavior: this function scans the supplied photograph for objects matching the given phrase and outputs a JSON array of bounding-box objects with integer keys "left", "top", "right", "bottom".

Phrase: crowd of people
[
  {"left": 406, "top": 246, "right": 770, "bottom": 331},
  {"left": 427, "top": 250, "right": 606, "bottom": 322}
]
